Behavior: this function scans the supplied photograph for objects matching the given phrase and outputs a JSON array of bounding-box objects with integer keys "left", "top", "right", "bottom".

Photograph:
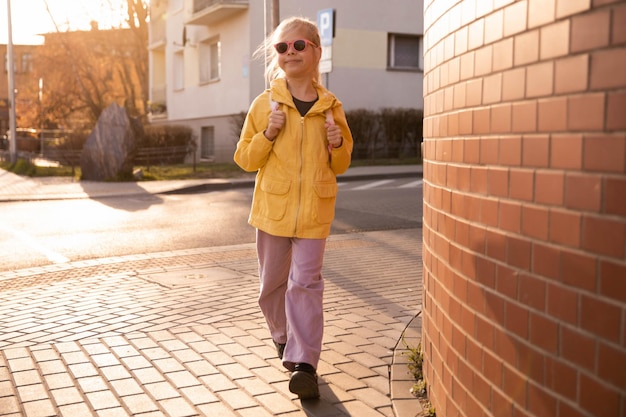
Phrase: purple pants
[{"left": 256, "top": 229, "right": 326, "bottom": 371}]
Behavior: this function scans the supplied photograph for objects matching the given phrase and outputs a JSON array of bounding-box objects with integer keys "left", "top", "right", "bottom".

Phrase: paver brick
[{"left": 0, "top": 229, "right": 422, "bottom": 417}]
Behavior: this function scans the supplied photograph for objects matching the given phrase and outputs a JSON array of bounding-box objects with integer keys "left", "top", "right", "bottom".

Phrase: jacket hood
[{"left": 269, "top": 78, "right": 337, "bottom": 112}]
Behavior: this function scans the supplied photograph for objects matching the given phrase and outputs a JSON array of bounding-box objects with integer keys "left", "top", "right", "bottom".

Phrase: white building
[{"left": 149, "top": 0, "right": 424, "bottom": 163}]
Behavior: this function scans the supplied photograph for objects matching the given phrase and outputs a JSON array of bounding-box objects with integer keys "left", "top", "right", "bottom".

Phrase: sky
[{"left": 0, "top": 0, "right": 128, "bottom": 45}]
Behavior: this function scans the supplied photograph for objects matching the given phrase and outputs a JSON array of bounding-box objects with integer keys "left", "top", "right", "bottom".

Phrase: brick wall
[{"left": 421, "top": 1, "right": 626, "bottom": 416}]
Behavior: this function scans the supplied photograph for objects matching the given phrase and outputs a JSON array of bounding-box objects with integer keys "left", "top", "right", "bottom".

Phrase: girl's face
[{"left": 275, "top": 29, "right": 320, "bottom": 79}]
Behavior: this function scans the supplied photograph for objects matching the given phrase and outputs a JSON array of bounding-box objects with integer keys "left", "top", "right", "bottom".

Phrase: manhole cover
[{"left": 142, "top": 267, "right": 241, "bottom": 288}]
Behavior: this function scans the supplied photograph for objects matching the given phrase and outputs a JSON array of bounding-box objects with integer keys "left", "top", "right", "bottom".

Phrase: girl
[{"left": 234, "top": 16, "right": 353, "bottom": 400}]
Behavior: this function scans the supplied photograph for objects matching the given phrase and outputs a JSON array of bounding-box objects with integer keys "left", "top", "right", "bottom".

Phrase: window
[
  {"left": 200, "top": 126, "right": 215, "bottom": 160},
  {"left": 20, "top": 53, "right": 32, "bottom": 73},
  {"left": 388, "top": 34, "right": 423, "bottom": 71},
  {"left": 199, "top": 38, "right": 220, "bottom": 83},
  {"left": 173, "top": 50, "right": 184, "bottom": 90}
]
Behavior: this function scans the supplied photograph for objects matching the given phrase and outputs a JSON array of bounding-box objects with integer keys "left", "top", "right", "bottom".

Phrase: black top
[{"left": 292, "top": 95, "right": 319, "bottom": 116}]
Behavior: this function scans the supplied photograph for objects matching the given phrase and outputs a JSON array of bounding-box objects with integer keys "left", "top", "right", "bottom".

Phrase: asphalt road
[{"left": 0, "top": 177, "right": 422, "bottom": 272}]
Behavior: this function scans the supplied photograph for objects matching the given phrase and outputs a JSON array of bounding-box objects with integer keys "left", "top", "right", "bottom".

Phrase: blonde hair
[{"left": 254, "top": 16, "right": 322, "bottom": 86}]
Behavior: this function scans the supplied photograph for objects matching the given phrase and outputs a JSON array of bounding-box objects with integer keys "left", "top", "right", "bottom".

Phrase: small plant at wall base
[{"left": 404, "top": 341, "right": 436, "bottom": 417}]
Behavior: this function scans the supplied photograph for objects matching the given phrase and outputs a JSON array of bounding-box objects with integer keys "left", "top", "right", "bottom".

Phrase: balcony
[{"left": 187, "top": 0, "right": 248, "bottom": 26}]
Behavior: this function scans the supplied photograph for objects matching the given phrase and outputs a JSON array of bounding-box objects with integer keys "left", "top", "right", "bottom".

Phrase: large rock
[{"left": 80, "top": 103, "right": 138, "bottom": 181}]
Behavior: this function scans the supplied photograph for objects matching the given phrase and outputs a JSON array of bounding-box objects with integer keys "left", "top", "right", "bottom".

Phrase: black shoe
[
  {"left": 289, "top": 363, "right": 319, "bottom": 400},
  {"left": 274, "top": 341, "right": 286, "bottom": 359}
]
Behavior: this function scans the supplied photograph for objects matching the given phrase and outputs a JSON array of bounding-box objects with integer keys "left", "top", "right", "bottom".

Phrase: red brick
[
  {"left": 491, "top": 103, "right": 512, "bottom": 133},
  {"left": 459, "top": 109, "right": 473, "bottom": 135},
  {"left": 504, "top": 1, "right": 528, "bottom": 37},
  {"left": 560, "top": 249, "right": 597, "bottom": 292},
  {"left": 528, "top": 0, "right": 556, "bottom": 28},
  {"left": 499, "top": 200, "right": 522, "bottom": 233},
  {"left": 505, "top": 300, "right": 529, "bottom": 339},
  {"left": 560, "top": 325, "right": 596, "bottom": 372},
  {"left": 526, "top": 62, "right": 554, "bottom": 98},
  {"left": 475, "top": 256, "right": 495, "bottom": 289},
  {"left": 480, "top": 138, "right": 499, "bottom": 165},
  {"left": 529, "top": 312, "right": 558, "bottom": 354},
  {"left": 527, "top": 379, "right": 558, "bottom": 417},
  {"left": 549, "top": 209, "right": 582, "bottom": 247},
  {"left": 582, "top": 215, "right": 625, "bottom": 258},
  {"left": 568, "top": 93, "right": 606, "bottom": 132},
  {"left": 486, "top": 230, "right": 506, "bottom": 262},
  {"left": 545, "top": 356, "right": 578, "bottom": 401},
  {"left": 581, "top": 294, "right": 622, "bottom": 343},
  {"left": 502, "top": 364, "right": 528, "bottom": 407},
  {"left": 512, "top": 101, "right": 538, "bottom": 133},
  {"left": 468, "top": 17, "right": 485, "bottom": 50},
  {"left": 556, "top": 0, "right": 591, "bottom": 18},
  {"left": 554, "top": 54, "right": 589, "bottom": 94},
  {"left": 537, "top": 97, "right": 567, "bottom": 132},
  {"left": 502, "top": 68, "right": 526, "bottom": 101},
  {"left": 532, "top": 243, "right": 560, "bottom": 280},
  {"left": 509, "top": 169, "right": 534, "bottom": 201},
  {"left": 558, "top": 401, "right": 589, "bottom": 417},
  {"left": 473, "top": 108, "right": 490, "bottom": 134},
  {"left": 483, "top": 73, "right": 502, "bottom": 104},
  {"left": 522, "top": 205, "right": 549, "bottom": 240},
  {"left": 456, "top": 218, "right": 470, "bottom": 247},
  {"left": 583, "top": 134, "right": 626, "bottom": 174},
  {"left": 465, "top": 138, "right": 480, "bottom": 164},
  {"left": 519, "top": 274, "right": 547, "bottom": 311},
  {"left": 461, "top": 51, "right": 475, "bottom": 80},
  {"left": 547, "top": 283, "right": 579, "bottom": 325},
  {"left": 492, "top": 387, "right": 514, "bottom": 416},
  {"left": 540, "top": 20, "right": 570, "bottom": 59},
  {"left": 613, "top": 3, "right": 626, "bottom": 45},
  {"left": 522, "top": 135, "right": 550, "bottom": 167},
  {"left": 535, "top": 171, "right": 564, "bottom": 206},
  {"left": 514, "top": 29, "right": 539, "bottom": 65},
  {"left": 470, "top": 167, "right": 488, "bottom": 195},
  {"left": 571, "top": 9, "right": 611, "bottom": 52},
  {"left": 475, "top": 45, "right": 493, "bottom": 77},
  {"left": 579, "top": 373, "right": 622, "bottom": 417},
  {"left": 497, "top": 264, "right": 519, "bottom": 301},
  {"left": 488, "top": 167, "right": 509, "bottom": 197},
  {"left": 500, "top": 136, "right": 522, "bottom": 166},
  {"left": 607, "top": 91, "right": 626, "bottom": 131},
  {"left": 551, "top": 134, "right": 583, "bottom": 170},
  {"left": 475, "top": 315, "right": 496, "bottom": 351},
  {"left": 598, "top": 342, "right": 626, "bottom": 389},
  {"left": 493, "top": 38, "right": 514, "bottom": 71},
  {"left": 599, "top": 260, "right": 626, "bottom": 303},
  {"left": 590, "top": 48, "right": 626, "bottom": 90},
  {"left": 507, "top": 235, "right": 532, "bottom": 270},
  {"left": 564, "top": 173, "right": 602, "bottom": 212},
  {"left": 469, "top": 223, "right": 487, "bottom": 252},
  {"left": 480, "top": 198, "right": 499, "bottom": 227},
  {"left": 483, "top": 349, "right": 503, "bottom": 388}
]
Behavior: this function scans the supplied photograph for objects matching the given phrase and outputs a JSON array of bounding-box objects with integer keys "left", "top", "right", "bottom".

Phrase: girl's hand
[
  {"left": 264, "top": 110, "right": 285, "bottom": 141},
  {"left": 326, "top": 123, "right": 343, "bottom": 148}
]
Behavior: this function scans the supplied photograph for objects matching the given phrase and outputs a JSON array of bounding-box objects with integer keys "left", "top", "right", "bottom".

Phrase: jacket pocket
[
  {"left": 260, "top": 177, "right": 291, "bottom": 220},
  {"left": 313, "top": 182, "right": 337, "bottom": 224}
]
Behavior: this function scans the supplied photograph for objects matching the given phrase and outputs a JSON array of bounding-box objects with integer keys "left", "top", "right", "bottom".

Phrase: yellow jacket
[{"left": 234, "top": 78, "right": 353, "bottom": 239}]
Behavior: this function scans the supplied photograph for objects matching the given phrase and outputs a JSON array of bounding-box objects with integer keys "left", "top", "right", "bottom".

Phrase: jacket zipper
[{"left": 293, "top": 116, "right": 305, "bottom": 236}]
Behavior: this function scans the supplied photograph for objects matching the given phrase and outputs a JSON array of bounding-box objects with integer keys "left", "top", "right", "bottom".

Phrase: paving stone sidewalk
[{"left": 0, "top": 228, "right": 423, "bottom": 417}]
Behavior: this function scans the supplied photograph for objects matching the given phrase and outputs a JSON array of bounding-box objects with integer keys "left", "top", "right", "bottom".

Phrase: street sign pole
[
  {"left": 317, "top": 8, "right": 334, "bottom": 87},
  {"left": 6, "top": 0, "right": 17, "bottom": 163}
]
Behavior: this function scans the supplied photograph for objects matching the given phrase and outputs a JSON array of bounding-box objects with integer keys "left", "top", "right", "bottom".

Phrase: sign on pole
[{"left": 317, "top": 8, "right": 334, "bottom": 74}]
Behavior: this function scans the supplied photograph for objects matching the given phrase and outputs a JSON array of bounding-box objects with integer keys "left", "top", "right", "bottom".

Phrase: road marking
[
  {"left": 0, "top": 223, "right": 70, "bottom": 264},
  {"left": 351, "top": 180, "right": 395, "bottom": 190},
  {"left": 400, "top": 179, "right": 423, "bottom": 188}
]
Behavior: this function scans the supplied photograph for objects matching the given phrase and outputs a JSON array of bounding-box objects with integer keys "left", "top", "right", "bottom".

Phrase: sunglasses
[{"left": 274, "top": 39, "right": 318, "bottom": 54}]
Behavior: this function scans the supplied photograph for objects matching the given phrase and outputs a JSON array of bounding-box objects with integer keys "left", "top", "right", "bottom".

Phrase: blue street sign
[{"left": 317, "top": 8, "right": 334, "bottom": 46}]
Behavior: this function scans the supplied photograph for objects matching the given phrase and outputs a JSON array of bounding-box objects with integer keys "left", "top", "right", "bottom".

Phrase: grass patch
[{"left": 403, "top": 339, "right": 436, "bottom": 417}]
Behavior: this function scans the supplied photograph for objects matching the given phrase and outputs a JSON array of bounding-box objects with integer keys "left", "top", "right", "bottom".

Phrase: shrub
[{"left": 345, "top": 107, "right": 423, "bottom": 161}]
